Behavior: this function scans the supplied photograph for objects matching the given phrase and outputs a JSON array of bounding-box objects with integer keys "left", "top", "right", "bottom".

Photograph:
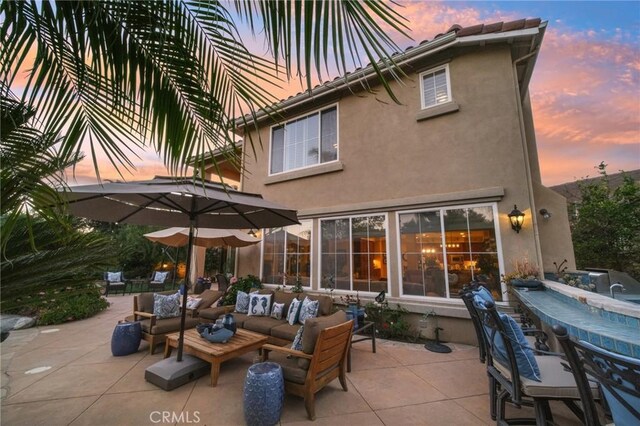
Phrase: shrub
[
  {"left": 365, "top": 301, "right": 418, "bottom": 341},
  {"left": 221, "top": 274, "right": 262, "bottom": 305}
]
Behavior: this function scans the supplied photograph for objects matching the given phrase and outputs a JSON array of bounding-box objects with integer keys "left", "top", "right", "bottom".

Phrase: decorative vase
[
  {"left": 111, "top": 321, "right": 141, "bottom": 356},
  {"left": 243, "top": 362, "right": 284, "bottom": 426},
  {"left": 222, "top": 314, "right": 237, "bottom": 334}
]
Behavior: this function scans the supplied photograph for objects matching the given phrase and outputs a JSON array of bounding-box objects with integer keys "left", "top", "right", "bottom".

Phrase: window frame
[
  {"left": 268, "top": 104, "right": 339, "bottom": 176},
  {"left": 395, "top": 202, "right": 506, "bottom": 301},
  {"left": 318, "top": 213, "right": 390, "bottom": 294},
  {"left": 419, "top": 64, "right": 452, "bottom": 110},
  {"left": 259, "top": 220, "right": 314, "bottom": 288}
]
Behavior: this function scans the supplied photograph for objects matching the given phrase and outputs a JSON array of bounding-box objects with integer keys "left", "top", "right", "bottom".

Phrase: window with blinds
[{"left": 420, "top": 65, "right": 451, "bottom": 109}]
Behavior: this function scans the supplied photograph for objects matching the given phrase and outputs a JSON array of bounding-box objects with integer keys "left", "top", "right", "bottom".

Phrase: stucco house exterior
[{"left": 203, "top": 18, "right": 576, "bottom": 343}]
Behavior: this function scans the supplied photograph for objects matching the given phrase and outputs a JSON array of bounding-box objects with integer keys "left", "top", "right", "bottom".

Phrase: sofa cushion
[
  {"left": 273, "top": 291, "right": 299, "bottom": 314},
  {"left": 298, "top": 297, "right": 319, "bottom": 324},
  {"left": 153, "top": 293, "right": 181, "bottom": 319},
  {"left": 197, "top": 305, "right": 229, "bottom": 321},
  {"left": 248, "top": 293, "right": 272, "bottom": 317},
  {"left": 303, "top": 294, "right": 333, "bottom": 316},
  {"left": 270, "top": 303, "right": 285, "bottom": 320},
  {"left": 229, "top": 312, "right": 249, "bottom": 328},
  {"left": 137, "top": 316, "right": 199, "bottom": 334},
  {"left": 287, "top": 299, "right": 303, "bottom": 325},
  {"left": 271, "top": 322, "right": 302, "bottom": 341},
  {"left": 235, "top": 291, "right": 251, "bottom": 313},
  {"left": 299, "top": 310, "right": 348, "bottom": 369},
  {"left": 243, "top": 317, "right": 287, "bottom": 335},
  {"left": 197, "top": 290, "right": 223, "bottom": 311},
  {"left": 137, "top": 291, "right": 174, "bottom": 314}
]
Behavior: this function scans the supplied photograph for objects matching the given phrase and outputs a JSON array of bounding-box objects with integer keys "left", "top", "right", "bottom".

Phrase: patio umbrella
[
  {"left": 57, "top": 176, "right": 298, "bottom": 361},
  {"left": 144, "top": 227, "right": 260, "bottom": 248}
]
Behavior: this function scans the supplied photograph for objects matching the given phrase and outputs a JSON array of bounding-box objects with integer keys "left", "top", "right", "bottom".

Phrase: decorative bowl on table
[{"left": 200, "top": 327, "right": 234, "bottom": 343}]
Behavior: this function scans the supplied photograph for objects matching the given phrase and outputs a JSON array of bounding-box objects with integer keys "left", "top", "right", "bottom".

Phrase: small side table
[
  {"left": 111, "top": 321, "right": 142, "bottom": 356},
  {"left": 348, "top": 320, "right": 376, "bottom": 372},
  {"left": 243, "top": 362, "right": 284, "bottom": 426}
]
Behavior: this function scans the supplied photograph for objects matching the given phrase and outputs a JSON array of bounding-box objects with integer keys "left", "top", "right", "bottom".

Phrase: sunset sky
[{"left": 61, "top": 1, "right": 640, "bottom": 187}]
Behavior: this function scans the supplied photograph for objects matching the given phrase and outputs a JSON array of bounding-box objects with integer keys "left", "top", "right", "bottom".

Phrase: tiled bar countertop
[{"left": 514, "top": 283, "right": 640, "bottom": 359}]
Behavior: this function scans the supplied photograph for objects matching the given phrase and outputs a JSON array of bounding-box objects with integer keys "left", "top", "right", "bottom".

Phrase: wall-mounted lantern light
[
  {"left": 508, "top": 205, "right": 525, "bottom": 233},
  {"left": 539, "top": 208, "right": 551, "bottom": 219}
]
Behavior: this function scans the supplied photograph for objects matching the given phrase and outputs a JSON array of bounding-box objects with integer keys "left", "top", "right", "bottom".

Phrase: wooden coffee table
[{"left": 164, "top": 328, "right": 268, "bottom": 387}]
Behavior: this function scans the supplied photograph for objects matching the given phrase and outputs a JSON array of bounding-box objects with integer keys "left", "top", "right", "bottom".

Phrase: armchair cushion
[
  {"left": 271, "top": 323, "right": 301, "bottom": 342},
  {"left": 153, "top": 293, "right": 181, "bottom": 319},
  {"left": 138, "top": 316, "right": 200, "bottom": 335},
  {"left": 495, "top": 355, "right": 599, "bottom": 399},
  {"left": 299, "top": 310, "right": 348, "bottom": 369}
]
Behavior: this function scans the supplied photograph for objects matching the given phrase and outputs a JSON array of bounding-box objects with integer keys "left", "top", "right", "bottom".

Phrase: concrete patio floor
[{"left": 1, "top": 295, "right": 583, "bottom": 425}]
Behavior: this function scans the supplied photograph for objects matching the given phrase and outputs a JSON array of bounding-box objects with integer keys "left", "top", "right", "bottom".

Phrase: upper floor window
[
  {"left": 270, "top": 106, "right": 337, "bottom": 174},
  {"left": 420, "top": 64, "right": 451, "bottom": 109}
]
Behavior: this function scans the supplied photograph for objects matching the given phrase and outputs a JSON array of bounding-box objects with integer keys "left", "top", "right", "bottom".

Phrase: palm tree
[{"left": 1, "top": 1, "right": 410, "bottom": 180}]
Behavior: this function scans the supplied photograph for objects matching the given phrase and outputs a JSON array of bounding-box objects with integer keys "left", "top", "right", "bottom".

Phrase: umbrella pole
[{"left": 176, "top": 218, "right": 196, "bottom": 362}]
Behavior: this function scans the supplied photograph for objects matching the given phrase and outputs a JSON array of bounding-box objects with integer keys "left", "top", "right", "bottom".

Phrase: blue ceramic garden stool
[
  {"left": 243, "top": 362, "right": 284, "bottom": 426},
  {"left": 111, "top": 321, "right": 142, "bottom": 356}
]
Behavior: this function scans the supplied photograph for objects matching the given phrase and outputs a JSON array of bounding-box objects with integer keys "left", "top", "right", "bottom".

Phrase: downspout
[{"left": 512, "top": 49, "right": 544, "bottom": 271}]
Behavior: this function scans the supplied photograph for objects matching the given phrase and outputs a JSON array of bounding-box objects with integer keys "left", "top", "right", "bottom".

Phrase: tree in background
[
  {"left": 1, "top": 1, "right": 410, "bottom": 180},
  {"left": 571, "top": 163, "right": 640, "bottom": 279}
]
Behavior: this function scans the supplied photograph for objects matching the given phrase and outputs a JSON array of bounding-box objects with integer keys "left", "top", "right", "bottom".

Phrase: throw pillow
[
  {"left": 153, "top": 271, "right": 169, "bottom": 282},
  {"left": 153, "top": 293, "right": 181, "bottom": 319},
  {"left": 298, "top": 297, "right": 319, "bottom": 324},
  {"left": 472, "top": 295, "right": 540, "bottom": 382},
  {"left": 473, "top": 286, "right": 494, "bottom": 303},
  {"left": 107, "top": 271, "right": 122, "bottom": 282},
  {"left": 298, "top": 310, "right": 348, "bottom": 369},
  {"left": 291, "top": 325, "right": 304, "bottom": 351},
  {"left": 287, "top": 298, "right": 303, "bottom": 325},
  {"left": 186, "top": 296, "right": 201, "bottom": 310},
  {"left": 235, "top": 291, "right": 251, "bottom": 313},
  {"left": 270, "top": 302, "right": 285, "bottom": 320},
  {"left": 248, "top": 293, "right": 272, "bottom": 317}
]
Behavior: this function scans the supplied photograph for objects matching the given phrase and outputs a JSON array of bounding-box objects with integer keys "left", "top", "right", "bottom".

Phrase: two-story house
[{"left": 203, "top": 18, "right": 576, "bottom": 343}]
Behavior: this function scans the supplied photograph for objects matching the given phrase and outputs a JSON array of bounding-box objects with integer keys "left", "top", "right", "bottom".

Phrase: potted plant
[{"left": 501, "top": 257, "right": 542, "bottom": 289}]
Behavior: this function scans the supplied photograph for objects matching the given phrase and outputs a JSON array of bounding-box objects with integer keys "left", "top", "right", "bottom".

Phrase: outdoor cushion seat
[
  {"left": 275, "top": 353, "right": 334, "bottom": 385},
  {"left": 494, "top": 355, "right": 600, "bottom": 399},
  {"left": 229, "top": 312, "right": 249, "bottom": 328},
  {"left": 303, "top": 294, "right": 332, "bottom": 316},
  {"left": 197, "top": 305, "right": 230, "bottom": 321},
  {"left": 137, "top": 316, "right": 200, "bottom": 334},
  {"left": 270, "top": 322, "right": 302, "bottom": 341},
  {"left": 243, "top": 317, "right": 286, "bottom": 335}
]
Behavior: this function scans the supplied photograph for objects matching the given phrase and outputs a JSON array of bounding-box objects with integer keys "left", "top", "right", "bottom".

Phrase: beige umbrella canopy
[{"left": 144, "top": 227, "right": 260, "bottom": 248}]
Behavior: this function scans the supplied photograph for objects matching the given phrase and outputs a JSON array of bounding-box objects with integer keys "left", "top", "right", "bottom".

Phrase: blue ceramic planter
[
  {"left": 111, "top": 321, "right": 141, "bottom": 356},
  {"left": 243, "top": 362, "right": 284, "bottom": 426}
]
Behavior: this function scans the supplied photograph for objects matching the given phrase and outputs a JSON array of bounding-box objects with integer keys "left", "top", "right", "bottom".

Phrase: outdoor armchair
[
  {"left": 553, "top": 325, "right": 639, "bottom": 426},
  {"left": 148, "top": 270, "right": 171, "bottom": 292},
  {"left": 104, "top": 271, "right": 127, "bottom": 296},
  {"left": 261, "top": 311, "right": 353, "bottom": 420}
]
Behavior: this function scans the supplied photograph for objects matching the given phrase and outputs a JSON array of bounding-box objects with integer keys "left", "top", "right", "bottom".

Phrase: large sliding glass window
[
  {"left": 320, "top": 215, "right": 387, "bottom": 293},
  {"left": 270, "top": 106, "right": 337, "bottom": 174},
  {"left": 262, "top": 221, "right": 312, "bottom": 287},
  {"left": 399, "top": 205, "right": 502, "bottom": 300}
]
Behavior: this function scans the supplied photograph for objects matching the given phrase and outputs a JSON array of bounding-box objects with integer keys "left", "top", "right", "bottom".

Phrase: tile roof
[{"left": 436, "top": 18, "right": 542, "bottom": 39}]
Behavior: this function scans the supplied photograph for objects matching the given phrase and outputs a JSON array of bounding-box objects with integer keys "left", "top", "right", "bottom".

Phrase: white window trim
[
  {"left": 259, "top": 220, "right": 314, "bottom": 288},
  {"left": 317, "top": 213, "right": 390, "bottom": 294},
  {"left": 268, "top": 104, "right": 339, "bottom": 177},
  {"left": 419, "top": 64, "right": 452, "bottom": 110},
  {"left": 395, "top": 202, "right": 507, "bottom": 302}
]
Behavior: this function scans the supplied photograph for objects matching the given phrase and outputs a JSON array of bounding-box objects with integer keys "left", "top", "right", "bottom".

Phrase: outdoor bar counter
[{"left": 513, "top": 280, "right": 640, "bottom": 359}]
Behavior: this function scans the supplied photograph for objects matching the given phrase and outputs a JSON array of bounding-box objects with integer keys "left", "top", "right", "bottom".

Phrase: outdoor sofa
[
  {"left": 126, "top": 289, "right": 223, "bottom": 354},
  {"left": 197, "top": 290, "right": 334, "bottom": 346}
]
